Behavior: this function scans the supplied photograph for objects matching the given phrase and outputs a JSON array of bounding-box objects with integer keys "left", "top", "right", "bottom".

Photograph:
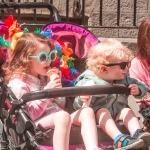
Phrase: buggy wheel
[
  {"left": 1, "top": 131, "right": 9, "bottom": 150},
  {"left": 1, "top": 130, "right": 13, "bottom": 150},
  {"left": 1, "top": 141, "right": 12, "bottom": 150}
]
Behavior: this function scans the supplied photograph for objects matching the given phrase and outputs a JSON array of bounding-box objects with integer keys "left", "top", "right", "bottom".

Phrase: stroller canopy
[{"left": 43, "top": 22, "right": 100, "bottom": 59}]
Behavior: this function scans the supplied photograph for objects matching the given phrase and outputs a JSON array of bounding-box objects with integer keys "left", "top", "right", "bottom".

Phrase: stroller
[
  {"left": 0, "top": 2, "right": 138, "bottom": 150},
  {"left": 0, "top": 78, "right": 130, "bottom": 150}
]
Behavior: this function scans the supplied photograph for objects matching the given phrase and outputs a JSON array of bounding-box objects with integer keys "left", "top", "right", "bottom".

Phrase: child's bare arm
[
  {"left": 79, "top": 95, "right": 91, "bottom": 102},
  {"left": 79, "top": 80, "right": 95, "bottom": 107},
  {"left": 44, "top": 75, "right": 62, "bottom": 89}
]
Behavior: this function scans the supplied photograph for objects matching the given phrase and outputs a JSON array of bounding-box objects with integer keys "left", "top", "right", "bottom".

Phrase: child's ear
[{"left": 100, "top": 65, "right": 108, "bottom": 73}]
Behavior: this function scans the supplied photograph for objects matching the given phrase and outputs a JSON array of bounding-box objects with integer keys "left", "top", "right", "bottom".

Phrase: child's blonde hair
[{"left": 86, "top": 39, "right": 134, "bottom": 75}]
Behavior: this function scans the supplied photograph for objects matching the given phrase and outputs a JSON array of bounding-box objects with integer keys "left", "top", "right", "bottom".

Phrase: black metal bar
[
  {"left": 81, "top": 0, "right": 85, "bottom": 25},
  {"left": 6, "top": 84, "right": 130, "bottom": 115},
  {"left": 18, "top": 0, "right": 21, "bottom": 22},
  {"left": 80, "top": 25, "right": 138, "bottom": 29},
  {"left": 117, "top": 0, "right": 120, "bottom": 26},
  {"left": 26, "top": 131, "right": 39, "bottom": 148},
  {"left": 50, "top": 0, "right": 53, "bottom": 4},
  {"left": 0, "top": 2, "right": 61, "bottom": 22},
  {"left": 99, "top": 0, "right": 102, "bottom": 26},
  {"left": 49, "top": 0, "right": 53, "bottom": 22},
  {"left": 0, "top": 1, "right": 139, "bottom": 35},
  {"left": 0, "top": 78, "right": 6, "bottom": 120},
  {"left": 133, "top": 0, "right": 137, "bottom": 26},
  {"left": 34, "top": 0, "right": 37, "bottom": 24},
  {"left": 20, "top": 84, "right": 130, "bottom": 103},
  {"left": 0, "top": 2, "right": 5, "bottom": 20},
  {"left": 21, "top": 24, "right": 45, "bottom": 26},
  {"left": 66, "top": 0, "right": 69, "bottom": 22}
]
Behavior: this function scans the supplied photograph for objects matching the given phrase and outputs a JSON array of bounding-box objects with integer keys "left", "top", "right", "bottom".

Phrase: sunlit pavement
[{"left": 128, "top": 95, "right": 143, "bottom": 127}]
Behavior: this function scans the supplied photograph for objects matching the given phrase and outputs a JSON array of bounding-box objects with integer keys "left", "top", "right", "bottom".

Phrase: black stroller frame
[
  {"left": 0, "top": 2, "right": 61, "bottom": 22},
  {"left": 0, "top": 77, "right": 49, "bottom": 150},
  {"left": 0, "top": 76, "right": 131, "bottom": 150}
]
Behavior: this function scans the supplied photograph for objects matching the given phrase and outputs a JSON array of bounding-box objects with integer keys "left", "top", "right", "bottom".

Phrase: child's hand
[
  {"left": 128, "top": 84, "right": 141, "bottom": 96},
  {"left": 80, "top": 80, "right": 95, "bottom": 107},
  {"left": 79, "top": 95, "right": 91, "bottom": 102},
  {"left": 44, "top": 75, "right": 62, "bottom": 89}
]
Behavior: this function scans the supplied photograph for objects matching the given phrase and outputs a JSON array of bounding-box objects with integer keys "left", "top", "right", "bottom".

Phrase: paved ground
[{"left": 128, "top": 95, "right": 143, "bottom": 127}]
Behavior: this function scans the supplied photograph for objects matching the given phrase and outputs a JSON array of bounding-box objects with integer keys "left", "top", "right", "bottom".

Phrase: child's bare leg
[
  {"left": 53, "top": 111, "right": 71, "bottom": 150},
  {"left": 71, "top": 107, "right": 99, "bottom": 150},
  {"left": 116, "top": 107, "right": 140, "bottom": 134},
  {"left": 117, "top": 108, "right": 150, "bottom": 148},
  {"left": 96, "top": 108, "right": 121, "bottom": 139},
  {"left": 96, "top": 108, "right": 145, "bottom": 149}
]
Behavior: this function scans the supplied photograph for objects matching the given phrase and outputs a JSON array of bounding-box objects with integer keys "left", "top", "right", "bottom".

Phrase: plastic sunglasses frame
[
  {"left": 104, "top": 62, "right": 131, "bottom": 70},
  {"left": 29, "top": 50, "right": 57, "bottom": 64}
]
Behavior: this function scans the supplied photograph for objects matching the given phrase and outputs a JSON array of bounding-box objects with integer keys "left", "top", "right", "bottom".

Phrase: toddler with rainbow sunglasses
[
  {"left": 2, "top": 32, "right": 103, "bottom": 150},
  {"left": 73, "top": 39, "right": 150, "bottom": 150}
]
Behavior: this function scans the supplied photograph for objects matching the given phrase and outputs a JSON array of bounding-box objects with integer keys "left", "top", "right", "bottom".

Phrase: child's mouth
[{"left": 44, "top": 66, "right": 51, "bottom": 70}]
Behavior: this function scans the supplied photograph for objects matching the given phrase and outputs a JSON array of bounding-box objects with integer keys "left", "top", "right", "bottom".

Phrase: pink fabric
[
  {"left": 8, "top": 74, "right": 64, "bottom": 123},
  {"left": 0, "top": 21, "right": 10, "bottom": 63},
  {"left": 0, "top": 21, "right": 9, "bottom": 38},
  {"left": 129, "top": 57, "right": 150, "bottom": 92},
  {"left": 37, "top": 141, "right": 110, "bottom": 150},
  {"left": 129, "top": 57, "right": 150, "bottom": 107},
  {"left": 43, "top": 23, "right": 99, "bottom": 59},
  {"left": 0, "top": 47, "right": 8, "bottom": 63},
  {"left": 38, "top": 141, "right": 106, "bottom": 150},
  {"left": 38, "top": 146, "right": 53, "bottom": 150},
  {"left": 35, "top": 106, "right": 62, "bottom": 130},
  {"left": 52, "top": 31, "right": 93, "bottom": 58}
]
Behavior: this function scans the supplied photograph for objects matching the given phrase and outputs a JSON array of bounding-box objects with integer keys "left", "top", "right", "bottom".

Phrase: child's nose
[{"left": 46, "top": 59, "right": 51, "bottom": 65}]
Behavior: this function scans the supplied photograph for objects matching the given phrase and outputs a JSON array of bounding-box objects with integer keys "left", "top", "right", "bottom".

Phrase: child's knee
[
  {"left": 55, "top": 111, "right": 71, "bottom": 124},
  {"left": 61, "top": 111, "right": 71, "bottom": 120},
  {"left": 121, "top": 107, "right": 133, "bottom": 115},
  {"left": 81, "top": 107, "right": 94, "bottom": 116}
]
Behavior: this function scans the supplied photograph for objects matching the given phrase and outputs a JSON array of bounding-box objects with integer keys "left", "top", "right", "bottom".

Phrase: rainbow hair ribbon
[{"left": 0, "top": 15, "right": 80, "bottom": 87}]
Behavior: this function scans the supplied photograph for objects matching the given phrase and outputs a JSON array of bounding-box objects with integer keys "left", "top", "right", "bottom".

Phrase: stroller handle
[
  {"left": 0, "top": 2, "right": 61, "bottom": 22},
  {"left": 1, "top": 81, "right": 129, "bottom": 115},
  {"left": 20, "top": 84, "right": 130, "bottom": 104}
]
